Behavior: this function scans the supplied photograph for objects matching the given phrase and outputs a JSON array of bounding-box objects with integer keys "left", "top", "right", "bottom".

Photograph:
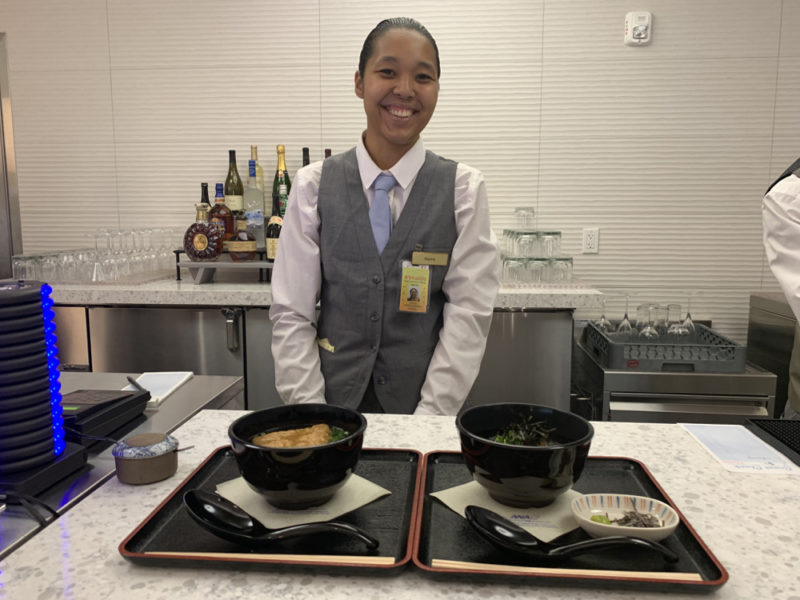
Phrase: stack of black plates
[{"left": 0, "top": 280, "right": 60, "bottom": 475}]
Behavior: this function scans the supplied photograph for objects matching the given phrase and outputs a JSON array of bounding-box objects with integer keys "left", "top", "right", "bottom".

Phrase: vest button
[
  {"left": 370, "top": 312, "right": 379, "bottom": 322},
  {"left": 372, "top": 274, "right": 381, "bottom": 284},
  {"left": 376, "top": 376, "right": 387, "bottom": 385}
]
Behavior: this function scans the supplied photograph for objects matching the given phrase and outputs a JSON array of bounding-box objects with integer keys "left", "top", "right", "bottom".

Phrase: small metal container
[{"left": 112, "top": 433, "right": 179, "bottom": 485}]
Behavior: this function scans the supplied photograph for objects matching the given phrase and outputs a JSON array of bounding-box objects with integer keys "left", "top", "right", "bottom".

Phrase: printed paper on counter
[{"left": 681, "top": 423, "right": 800, "bottom": 474}]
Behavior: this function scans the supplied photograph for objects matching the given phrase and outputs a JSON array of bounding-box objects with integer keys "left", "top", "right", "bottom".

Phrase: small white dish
[{"left": 571, "top": 493, "right": 680, "bottom": 542}]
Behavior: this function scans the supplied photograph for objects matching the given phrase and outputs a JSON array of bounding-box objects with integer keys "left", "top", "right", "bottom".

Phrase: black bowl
[
  {"left": 228, "top": 404, "right": 366, "bottom": 510},
  {"left": 456, "top": 403, "right": 594, "bottom": 508}
]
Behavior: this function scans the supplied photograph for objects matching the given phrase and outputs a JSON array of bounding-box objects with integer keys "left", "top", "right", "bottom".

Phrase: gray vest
[{"left": 317, "top": 148, "right": 458, "bottom": 413}]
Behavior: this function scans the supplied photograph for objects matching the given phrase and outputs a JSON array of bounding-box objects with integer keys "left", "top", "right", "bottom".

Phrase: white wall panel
[
  {"left": 779, "top": 0, "right": 800, "bottom": 56},
  {"left": 540, "top": 58, "right": 776, "bottom": 138},
  {"left": 10, "top": 69, "right": 117, "bottom": 250},
  {"left": 106, "top": 0, "right": 320, "bottom": 70},
  {"left": 0, "top": 0, "right": 109, "bottom": 71},
  {"left": 111, "top": 67, "right": 321, "bottom": 144}
]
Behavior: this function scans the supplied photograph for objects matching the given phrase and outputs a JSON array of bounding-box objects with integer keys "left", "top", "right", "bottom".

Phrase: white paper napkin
[
  {"left": 431, "top": 481, "right": 581, "bottom": 543},
  {"left": 216, "top": 474, "right": 391, "bottom": 529}
]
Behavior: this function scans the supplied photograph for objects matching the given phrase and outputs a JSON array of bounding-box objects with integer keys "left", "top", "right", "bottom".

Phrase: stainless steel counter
[
  {"left": 0, "top": 371, "right": 244, "bottom": 559},
  {"left": 51, "top": 280, "right": 604, "bottom": 412}
]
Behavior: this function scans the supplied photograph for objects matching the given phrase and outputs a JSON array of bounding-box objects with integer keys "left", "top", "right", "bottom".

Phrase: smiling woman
[
  {"left": 355, "top": 19, "right": 441, "bottom": 169},
  {"left": 268, "top": 17, "right": 500, "bottom": 417}
]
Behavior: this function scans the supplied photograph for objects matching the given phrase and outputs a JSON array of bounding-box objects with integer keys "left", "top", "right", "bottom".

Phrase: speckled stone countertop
[
  {"left": 50, "top": 278, "right": 603, "bottom": 309},
  {"left": 1, "top": 411, "right": 797, "bottom": 599}
]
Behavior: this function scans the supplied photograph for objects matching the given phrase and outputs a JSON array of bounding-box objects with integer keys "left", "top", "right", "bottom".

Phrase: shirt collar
[{"left": 356, "top": 134, "right": 426, "bottom": 192}]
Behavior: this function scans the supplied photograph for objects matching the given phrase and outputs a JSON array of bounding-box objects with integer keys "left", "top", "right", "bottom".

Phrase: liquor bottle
[
  {"left": 224, "top": 149, "right": 244, "bottom": 215},
  {"left": 272, "top": 144, "right": 291, "bottom": 218},
  {"left": 250, "top": 145, "right": 265, "bottom": 191},
  {"left": 228, "top": 218, "right": 257, "bottom": 262},
  {"left": 243, "top": 159, "right": 265, "bottom": 248},
  {"left": 266, "top": 188, "right": 283, "bottom": 261},
  {"left": 208, "top": 182, "right": 234, "bottom": 242},
  {"left": 200, "top": 182, "right": 211, "bottom": 205},
  {"left": 324, "top": 148, "right": 332, "bottom": 159},
  {"left": 183, "top": 203, "right": 222, "bottom": 262},
  {"left": 302, "top": 147, "right": 310, "bottom": 167}
]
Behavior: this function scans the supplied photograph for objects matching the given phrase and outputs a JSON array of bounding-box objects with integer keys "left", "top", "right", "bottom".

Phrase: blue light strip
[{"left": 40, "top": 283, "right": 65, "bottom": 456}]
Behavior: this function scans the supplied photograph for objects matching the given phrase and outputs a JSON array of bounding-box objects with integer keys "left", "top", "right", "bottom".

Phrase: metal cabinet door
[
  {"left": 88, "top": 306, "right": 244, "bottom": 376},
  {"left": 464, "top": 309, "right": 573, "bottom": 411},
  {"left": 53, "top": 306, "right": 90, "bottom": 371},
  {"left": 243, "top": 307, "right": 282, "bottom": 410}
]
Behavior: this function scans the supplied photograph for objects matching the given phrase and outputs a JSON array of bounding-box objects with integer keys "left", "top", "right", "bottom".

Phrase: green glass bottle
[{"left": 272, "top": 144, "right": 291, "bottom": 218}]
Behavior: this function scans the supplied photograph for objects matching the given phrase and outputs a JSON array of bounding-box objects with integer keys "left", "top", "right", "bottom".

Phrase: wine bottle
[
  {"left": 183, "top": 203, "right": 222, "bottom": 262},
  {"left": 228, "top": 218, "right": 257, "bottom": 262},
  {"left": 272, "top": 144, "right": 291, "bottom": 218},
  {"left": 200, "top": 182, "right": 210, "bottom": 205},
  {"left": 243, "top": 159, "right": 265, "bottom": 248},
  {"left": 224, "top": 149, "right": 244, "bottom": 215},
  {"left": 208, "top": 182, "right": 234, "bottom": 242},
  {"left": 302, "top": 147, "right": 310, "bottom": 167},
  {"left": 266, "top": 186, "right": 283, "bottom": 261}
]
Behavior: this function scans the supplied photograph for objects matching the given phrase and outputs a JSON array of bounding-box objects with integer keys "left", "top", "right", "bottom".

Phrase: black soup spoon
[
  {"left": 465, "top": 505, "right": 678, "bottom": 562},
  {"left": 183, "top": 489, "right": 379, "bottom": 550}
]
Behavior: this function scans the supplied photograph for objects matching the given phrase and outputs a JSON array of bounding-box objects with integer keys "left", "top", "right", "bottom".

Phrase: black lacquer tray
[
  {"left": 120, "top": 446, "right": 422, "bottom": 574},
  {"left": 412, "top": 452, "right": 728, "bottom": 592}
]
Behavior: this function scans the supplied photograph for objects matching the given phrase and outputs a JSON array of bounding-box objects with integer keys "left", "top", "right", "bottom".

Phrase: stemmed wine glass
[
  {"left": 683, "top": 292, "right": 696, "bottom": 335},
  {"left": 594, "top": 298, "right": 614, "bottom": 334},
  {"left": 616, "top": 294, "right": 633, "bottom": 336}
]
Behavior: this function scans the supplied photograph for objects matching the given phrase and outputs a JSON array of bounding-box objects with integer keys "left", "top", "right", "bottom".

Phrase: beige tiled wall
[{"left": 2, "top": 0, "right": 798, "bottom": 342}]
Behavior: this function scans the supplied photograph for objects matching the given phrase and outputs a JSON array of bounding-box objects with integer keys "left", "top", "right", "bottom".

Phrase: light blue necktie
[{"left": 369, "top": 173, "right": 397, "bottom": 254}]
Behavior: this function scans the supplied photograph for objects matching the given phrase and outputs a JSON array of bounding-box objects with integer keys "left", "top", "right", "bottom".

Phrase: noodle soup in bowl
[
  {"left": 456, "top": 403, "right": 594, "bottom": 508},
  {"left": 228, "top": 404, "right": 366, "bottom": 510}
]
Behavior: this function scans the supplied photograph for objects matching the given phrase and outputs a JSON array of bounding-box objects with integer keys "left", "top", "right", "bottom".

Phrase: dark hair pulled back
[{"left": 358, "top": 17, "right": 440, "bottom": 79}]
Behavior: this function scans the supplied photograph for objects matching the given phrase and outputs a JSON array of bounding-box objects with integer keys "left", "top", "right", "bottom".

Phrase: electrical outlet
[{"left": 582, "top": 227, "right": 599, "bottom": 254}]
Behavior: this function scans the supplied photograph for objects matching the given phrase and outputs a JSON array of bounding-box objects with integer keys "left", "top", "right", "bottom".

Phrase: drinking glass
[
  {"left": 514, "top": 206, "right": 535, "bottom": 229},
  {"left": 635, "top": 303, "right": 649, "bottom": 332},
  {"left": 517, "top": 232, "right": 538, "bottom": 258},
  {"left": 550, "top": 257, "right": 572, "bottom": 282},
  {"left": 500, "top": 228, "right": 513, "bottom": 255},
  {"left": 526, "top": 258, "right": 547, "bottom": 283},
  {"left": 12, "top": 255, "right": 32, "bottom": 279},
  {"left": 57, "top": 251, "right": 79, "bottom": 283},
  {"left": 638, "top": 304, "right": 659, "bottom": 339},
  {"left": 541, "top": 232, "right": 561, "bottom": 258},
  {"left": 502, "top": 258, "right": 526, "bottom": 287},
  {"left": 667, "top": 303, "right": 689, "bottom": 337},
  {"left": 651, "top": 304, "right": 668, "bottom": 336}
]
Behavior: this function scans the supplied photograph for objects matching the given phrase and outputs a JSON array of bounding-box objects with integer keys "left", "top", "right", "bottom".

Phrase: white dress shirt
[
  {"left": 269, "top": 136, "right": 499, "bottom": 415},
  {"left": 764, "top": 172, "right": 800, "bottom": 321}
]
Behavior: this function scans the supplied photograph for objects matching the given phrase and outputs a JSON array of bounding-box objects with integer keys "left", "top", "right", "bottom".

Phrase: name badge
[
  {"left": 399, "top": 261, "right": 430, "bottom": 313},
  {"left": 411, "top": 251, "right": 449, "bottom": 267}
]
